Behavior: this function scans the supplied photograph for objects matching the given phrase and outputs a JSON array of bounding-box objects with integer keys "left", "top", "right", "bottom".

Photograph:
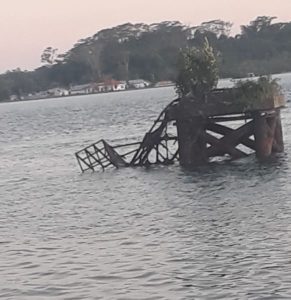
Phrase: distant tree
[
  {"left": 64, "top": 41, "right": 103, "bottom": 81},
  {"left": 0, "top": 79, "right": 10, "bottom": 101},
  {"left": 249, "top": 16, "right": 277, "bottom": 32},
  {"left": 100, "top": 41, "right": 130, "bottom": 80},
  {"left": 198, "top": 20, "right": 233, "bottom": 37},
  {"left": 1, "top": 18, "right": 291, "bottom": 100},
  {"left": 41, "top": 47, "right": 58, "bottom": 65},
  {"left": 240, "top": 16, "right": 277, "bottom": 37}
]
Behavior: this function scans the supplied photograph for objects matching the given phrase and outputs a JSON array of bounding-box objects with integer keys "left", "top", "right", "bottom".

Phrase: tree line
[{"left": 1, "top": 16, "right": 291, "bottom": 101}]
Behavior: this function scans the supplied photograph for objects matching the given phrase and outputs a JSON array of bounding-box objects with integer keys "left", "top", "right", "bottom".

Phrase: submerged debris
[{"left": 75, "top": 99, "right": 180, "bottom": 172}]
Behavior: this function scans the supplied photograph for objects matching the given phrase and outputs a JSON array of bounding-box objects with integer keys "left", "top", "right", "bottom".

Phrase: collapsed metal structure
[
  {"left": 75, "top": 99, "right": 180, "bottom": 172},
  {"left": 75, "top": 88, "right": 285, "bottom": 172}
]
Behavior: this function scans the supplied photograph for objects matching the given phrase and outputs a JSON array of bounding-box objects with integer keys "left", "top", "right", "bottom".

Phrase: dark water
[{"left": 1, "top": 74, "right": 291, "bottom": 299}]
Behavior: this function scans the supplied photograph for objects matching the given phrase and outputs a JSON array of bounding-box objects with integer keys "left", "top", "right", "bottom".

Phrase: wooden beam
[
  {"left": 208, "top": 114, "right": 252, "bottom": 122},
  {"left": 206, "top": 120, "right": 254, "bottom": 158},
  {"left": 204, "top": 132, "right": 247, "bottom": 159},
  {"left": 206, "top": 122, "right": 255, "bottom": 150}
]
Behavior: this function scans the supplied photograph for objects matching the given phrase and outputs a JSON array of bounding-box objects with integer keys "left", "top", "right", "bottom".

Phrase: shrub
[{"left": 175, "top": 39, "right": 218, "bottom": 97}]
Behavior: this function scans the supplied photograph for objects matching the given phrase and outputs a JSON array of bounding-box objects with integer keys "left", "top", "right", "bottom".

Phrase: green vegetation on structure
[
  {"left": 175, "top": 39, "right": 218, "bottom": 97},
  {"left": 173, "top": 40, "right": 282, "bottom": 113},
  {"left": 233, "top": 76, "right": 282, "bottom": 111},
  {"left": 1, "top": 16, "right": 291, "bottom": 101}
]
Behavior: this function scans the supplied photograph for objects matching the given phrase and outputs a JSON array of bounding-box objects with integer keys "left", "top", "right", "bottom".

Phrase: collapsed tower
[{"left": 75, "top": 86, "right": 285, "bottom": 172}]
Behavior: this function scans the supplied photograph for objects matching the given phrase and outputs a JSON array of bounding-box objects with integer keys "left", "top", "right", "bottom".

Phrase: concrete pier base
[
  {"left": 254, "top": 111, "right": 284, "bottom": 159},
  {"left": 176, "top": 118, "right": 208, "bottom": 167},
  {"left": 273, "top": 111, "right": 284, "bottom": 153}
]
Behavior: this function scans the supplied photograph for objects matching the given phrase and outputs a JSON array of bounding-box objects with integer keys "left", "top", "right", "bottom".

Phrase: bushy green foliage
[
  {"left": 234, "top": 76, "right": 281, "bottom": 109},
  {"left": 175, "top": 40, "right": 218, "bottom": 97}
]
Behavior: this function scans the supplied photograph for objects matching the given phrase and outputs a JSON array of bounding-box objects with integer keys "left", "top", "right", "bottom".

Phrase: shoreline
[
  {"left": 1, "top": 71, "right": 290, "bottom": 105},
  {"left": 0, "top": 84, "right": 176, "bottom": 104}
]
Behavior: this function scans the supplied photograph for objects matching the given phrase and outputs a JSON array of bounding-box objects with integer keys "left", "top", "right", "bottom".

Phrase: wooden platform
[
  {"left": 169, "top": 88, "right": 285, "bottom": 119},
  {"left": 170, "top": 88, "right": 286, "bottom": 167}
]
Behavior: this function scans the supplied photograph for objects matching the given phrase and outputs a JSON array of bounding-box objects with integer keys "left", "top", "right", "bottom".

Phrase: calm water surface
[{"left": 1, "top": 75, "right": 291, "bottom": 299}]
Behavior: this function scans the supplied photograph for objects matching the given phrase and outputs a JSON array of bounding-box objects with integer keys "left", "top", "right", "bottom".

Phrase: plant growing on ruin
[
  {"left": 175, "top": 39, "right": 218, "bottom": 97},
  {"left": 234, "top": 76, "right": 281, "bottom": 109}
]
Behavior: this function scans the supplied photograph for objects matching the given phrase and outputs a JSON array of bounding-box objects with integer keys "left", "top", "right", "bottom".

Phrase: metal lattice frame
[{"left": 75, "top": 99, "right": 180, "bottom": 172}]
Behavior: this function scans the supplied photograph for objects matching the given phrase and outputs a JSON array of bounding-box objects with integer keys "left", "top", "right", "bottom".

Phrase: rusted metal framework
[
  {"left": 75, "top": 99, "right": 180, "bottom": 172},
  {"left": 75, "top": 88, "right": 285, "bottom": 172}
]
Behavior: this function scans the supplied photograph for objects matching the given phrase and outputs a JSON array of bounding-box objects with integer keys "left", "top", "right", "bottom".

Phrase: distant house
[
  {"left": 24, "top": 91, "right": 48, "bottom": 100},
  {"left": 95, "top": 80, "right": 127, "bottom": 93},
  {"left": 47, "top": 88, "right": 69, "bottom": 97},
  {"left": 95, "top": 82, "right": 107, "bottom": 93},
  {"left": 70, "top": 84, "right": 94, "bottom": 95},
  {"left": 10, "top": 95, "right": 19, "bottom": 101},
  {"left": 128, "top": 79, "right": 151, "bottom": 89},
  {"left": 112, "top": 80, "right": 127, "bottom": 91}
]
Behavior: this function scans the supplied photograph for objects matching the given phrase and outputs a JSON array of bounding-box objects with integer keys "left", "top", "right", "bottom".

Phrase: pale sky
[{"left": 0, "top": 0, "right": 291, "bottom": 73}]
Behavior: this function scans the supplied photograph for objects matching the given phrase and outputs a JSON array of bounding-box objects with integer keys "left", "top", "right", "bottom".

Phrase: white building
[
  {"left": 112, "top": 80, "right": 127, "bottom": 91},
  {"left": 70, "top": 84, "right": 94, "bottom": 95},
  {"left": 95, "top": 80, "right": 127, "bottom": 93},
  {"left": 128, "top": 79, "right": 151, "bottom": 89},
  {"left": 48, "top": 88, "right": 69, "bottom": 97},
  {"left": 9, "top": 95, "right": 19, "bottom": 101}
]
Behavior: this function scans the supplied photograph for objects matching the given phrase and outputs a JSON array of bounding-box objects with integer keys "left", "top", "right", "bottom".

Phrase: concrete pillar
[
  {"left": 176, "top": 117, "right": 208, "bottom": 168},
  {"left": 272, "top": 111, "right": 284, "bottom": 153},
  {"left": 254, "top": 113, "right": 276, "bottom": 159}
]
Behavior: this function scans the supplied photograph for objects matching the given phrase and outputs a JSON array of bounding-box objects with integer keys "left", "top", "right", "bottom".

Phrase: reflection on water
[{"left": 1, "top": 76, "right": 291, "bottom": 299}]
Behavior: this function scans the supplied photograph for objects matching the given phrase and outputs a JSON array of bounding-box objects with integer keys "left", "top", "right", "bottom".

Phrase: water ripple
[{"left": 1, "top": 82, "right": 291, "bottom": 299}]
